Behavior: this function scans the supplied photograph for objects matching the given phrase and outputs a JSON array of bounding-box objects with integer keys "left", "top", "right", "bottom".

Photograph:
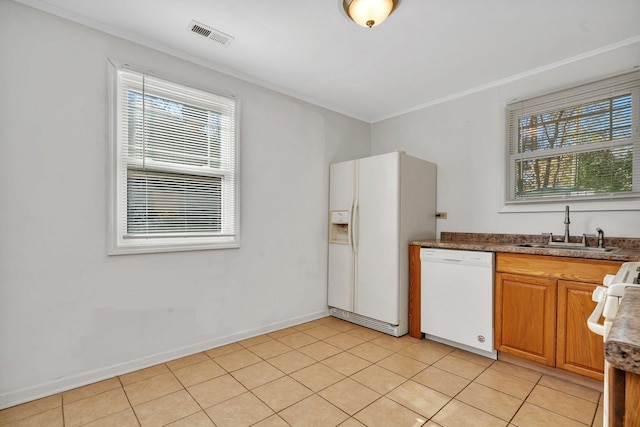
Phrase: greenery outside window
[
  {"left": 109, "top": 62, "right": 239, "bottom": 254},
  {"left": 506, "top": 70, "right": 639, "bottom": 204}
]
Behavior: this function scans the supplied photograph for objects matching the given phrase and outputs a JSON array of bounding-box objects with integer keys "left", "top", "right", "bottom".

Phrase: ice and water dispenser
[{"left": 329, "top": 210, "right": 350, "bottom": 244}]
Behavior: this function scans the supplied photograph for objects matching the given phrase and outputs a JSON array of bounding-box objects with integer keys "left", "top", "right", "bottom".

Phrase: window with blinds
[
  {"left": 505, "top": 70, "right": 639, "bottom": 204},
  {"left": 109, "top": 64, "right": 239, "bottom": 254}
]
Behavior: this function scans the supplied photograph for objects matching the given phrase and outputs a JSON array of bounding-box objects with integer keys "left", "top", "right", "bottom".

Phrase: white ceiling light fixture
[{"left": 343, "top": 0, "right": 397, "bottom": 28}]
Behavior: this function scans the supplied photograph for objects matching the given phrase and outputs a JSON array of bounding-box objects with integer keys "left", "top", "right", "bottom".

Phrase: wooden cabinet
[
  {"left": 408, "top": 245, "right": 422, "bottom": 338},
  {"left": 557, "top": 280, "right": 606, "bottom": 378},
  {"left": 625, "top": 371, "right": 640, "bottom": 426},
  {"left": 495, "top": 253, "right": 622, "bottom": 380},
  {"left": 609, "top": 367, "right": 640, "bottom": 427},
  {"left": 495, "top": 273, "right": 556, "bottom": 366}
]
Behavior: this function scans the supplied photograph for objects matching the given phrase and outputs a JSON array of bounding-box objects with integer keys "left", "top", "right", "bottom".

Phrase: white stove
[{"left": 587, "top": 261, "right": 640, "bottom": 427}]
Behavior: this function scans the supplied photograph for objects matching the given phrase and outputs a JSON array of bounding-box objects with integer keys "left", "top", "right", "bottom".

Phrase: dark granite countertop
[
  {"left": 605, "top": 288, "right": 640, "bottom": 375},
  {"left": 412, "top": 232, "right": 640, "bottom": 262}
]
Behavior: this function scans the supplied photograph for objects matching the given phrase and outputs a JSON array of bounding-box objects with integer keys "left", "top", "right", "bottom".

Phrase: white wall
[
  {"left": 372, "top": 41, "right": 640, "bottom": 238},
  {"left": 3, "top": 0, "right": 638, "bottom": 410},
  {"left": 0, "top": 1, "right": 370, "bottom": 407}
]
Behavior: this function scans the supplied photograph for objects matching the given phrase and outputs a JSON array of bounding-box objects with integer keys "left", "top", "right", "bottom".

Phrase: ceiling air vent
[{"left": 187, "top": 20, "right": 234, "bottom": 46}]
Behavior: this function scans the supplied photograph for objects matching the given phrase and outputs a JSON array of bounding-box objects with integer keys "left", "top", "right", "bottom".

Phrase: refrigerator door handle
[
  {"left": 353, "top": 201, "right": 359, "bottom": 255},
  {"left": 348, "top": 199, "right": 355, "bottom": 253}
]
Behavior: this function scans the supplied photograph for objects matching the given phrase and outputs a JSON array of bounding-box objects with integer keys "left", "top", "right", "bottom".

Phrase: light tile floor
[{"left": 0, "top": 316, "right": 605, "bottom": 427}]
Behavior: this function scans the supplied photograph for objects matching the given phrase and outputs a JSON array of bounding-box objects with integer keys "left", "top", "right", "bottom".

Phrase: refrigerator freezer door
[
  {"left": 328, "top": 160, "right": 356, "bottom": 312},
  {"left": 328, "top": 245, "right": 354, "bottom": 312},
  {"left": 329, "top": 161, "right": 356, "bottom": 212},
  {"left": 355, "top": 153, "right": 400, "bottom": 325}
]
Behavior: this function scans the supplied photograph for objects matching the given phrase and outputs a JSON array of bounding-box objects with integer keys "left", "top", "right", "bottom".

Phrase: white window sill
[
  {"left": 108, "top": 237, "right": 239, "bottom": 255},
  {"left": 498, "top": 198, "right": 640, "bottom": 213}
]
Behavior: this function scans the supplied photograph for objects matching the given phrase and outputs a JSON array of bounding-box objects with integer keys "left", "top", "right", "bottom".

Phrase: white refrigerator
[{"left": 328, "top": 151, "right": 436, "bottom": 336}]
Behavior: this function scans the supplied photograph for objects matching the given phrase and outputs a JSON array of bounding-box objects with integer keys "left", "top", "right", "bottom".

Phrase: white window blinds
[
  {"left": 110, "top": 65, "right": 239, "bottom": 254},
  {"left": 505, "top": 70, "right": 640, "bottom": 203}
]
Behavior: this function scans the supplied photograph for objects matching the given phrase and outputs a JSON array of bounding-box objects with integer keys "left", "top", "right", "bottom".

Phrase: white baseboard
[{"left": 0, "top": 310, "right": 328, "bottom": 410}]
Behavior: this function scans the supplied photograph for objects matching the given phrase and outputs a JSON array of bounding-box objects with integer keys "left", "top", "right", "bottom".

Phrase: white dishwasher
[{"left": 420, "top": 248, "right": 496, "bottom": 359}]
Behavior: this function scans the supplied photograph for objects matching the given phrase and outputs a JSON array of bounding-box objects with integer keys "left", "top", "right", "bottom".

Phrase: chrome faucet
[
  {"left": 596, "top": 228, "right": 605, "bottom": 248},
  {"left": 547, "top": 205, "right": 586, "bottom": 247},
  {"left": 563, "top": 205, "right": 570, "bottom": 243}
]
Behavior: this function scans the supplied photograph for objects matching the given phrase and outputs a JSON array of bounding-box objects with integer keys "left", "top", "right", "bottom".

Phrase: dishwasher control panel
[{"left": 420, "top": 248, "right": 493, "bottom": 266}]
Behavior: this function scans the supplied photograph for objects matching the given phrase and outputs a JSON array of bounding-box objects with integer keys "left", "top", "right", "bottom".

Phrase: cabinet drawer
[{"left": 496, "top": 253, "right": 621, "bottom": 283}]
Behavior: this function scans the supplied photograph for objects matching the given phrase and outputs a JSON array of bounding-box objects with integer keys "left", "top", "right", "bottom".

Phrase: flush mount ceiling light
[{"left": 343, "top": 0, "right": 397, "bottom": 28}]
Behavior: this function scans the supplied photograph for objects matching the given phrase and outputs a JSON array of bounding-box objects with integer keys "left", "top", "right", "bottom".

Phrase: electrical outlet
[{"left": 436, "top": 212, "right": 447, "bottom": 219}]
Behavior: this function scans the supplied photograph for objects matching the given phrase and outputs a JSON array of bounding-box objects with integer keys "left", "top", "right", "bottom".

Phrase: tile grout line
[
  {"left": 116, "top": 374, "right": 141, "bottom": 427},
  {"left": 356, "top": 330, "right": 449, "bottom": 423},
  {"left": 335, "top": 335, "right": 454, "bottom": 424},
  {"left": 1, "top": 323, "right": 325, "bottom": 426},
  {"left": 365, "top": 336, "right": 599, "bottom": 427},
  {"left": 65, "top": 376, "right": 144, "bottom": 427},
  {"left": 509, "top": 375, "right": 600, "bottom": 426},
  {"left": 164, "top": 365, "right": 214, "bottom": 426},
  {"left": 179, "top": 382, "right": 224, "bottom": 426},
  {"left": 589, "top": 400, "right": 599, "bottom": 427},
  {"left": 178, "top": 356, "right": 249, "bottom": 427},
  {"left": 262, "top": 322, "right": 393, "bottom": 424},
  {"left": 504, "top": 365, "right": 544, "bottom": 426},
  {"left": 426, "top": 355, "right": 493, "bottom": 424},
  {"left": 3, "top": 317, "right": 604, "bottom": 427},
  {"left": 206, "top": 327, "right": 350, "bottom": 424},
  {"left": 61, "top": 393, "right": 66, "bottom": 427}
]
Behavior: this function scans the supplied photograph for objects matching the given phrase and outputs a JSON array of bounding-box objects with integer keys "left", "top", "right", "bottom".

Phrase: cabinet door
[
  {"left": 495, "top": 273, "right": 557, "bottom": 366},
  {"left": 557, "top": 280, "right": 604, "bottom": 381}
]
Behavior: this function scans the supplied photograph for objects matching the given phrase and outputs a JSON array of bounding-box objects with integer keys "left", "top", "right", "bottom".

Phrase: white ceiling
[{"left": 15, "top": 0, "right": 640, "bottom": 122}]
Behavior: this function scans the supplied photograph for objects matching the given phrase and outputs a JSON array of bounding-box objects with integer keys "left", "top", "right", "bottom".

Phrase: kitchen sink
[{"left": 511, "top": 243, "right": 622, "bottom": 253}]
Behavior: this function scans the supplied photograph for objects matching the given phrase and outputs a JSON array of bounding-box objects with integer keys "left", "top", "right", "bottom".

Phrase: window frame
[
  {"left": 504, "top": 70, "right": 640, "bottom": 206},
  {"left": 108, "top": 60, "right": 240, "bottom": 255}
]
